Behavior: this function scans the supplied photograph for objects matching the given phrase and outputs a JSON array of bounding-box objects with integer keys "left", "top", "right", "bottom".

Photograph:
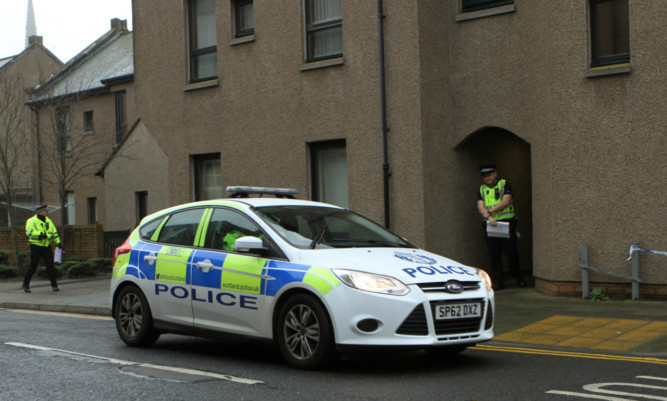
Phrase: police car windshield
[{"left": 253, "top": 206, "right": 414, "bottom": 249}]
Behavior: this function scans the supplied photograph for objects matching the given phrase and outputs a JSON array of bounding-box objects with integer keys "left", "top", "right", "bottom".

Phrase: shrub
[
  {"left": 0, "top": 250, "right": 10, "bottom": 265},
  {"left": 87, "top": 258, "right": 113, "bottom": 273},
  {"left": 37, "top": 265, "right": 65, "bottom": 278},
  {"left": 0, "top": 264, "right": 19, "bottom": 278},
  {"left": 18, "top": 251, "right": 30, "bottom": 270},
  {"left": 66, "top": 262, "right": 97, "bottom": 278}
]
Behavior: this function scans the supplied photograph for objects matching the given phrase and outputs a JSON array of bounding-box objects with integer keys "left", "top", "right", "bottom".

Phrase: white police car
[{"left": 111, "top": 187, "right": 494, "bottom": 369}]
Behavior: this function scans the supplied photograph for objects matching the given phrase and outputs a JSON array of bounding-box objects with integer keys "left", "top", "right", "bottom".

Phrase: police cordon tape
[{"left": 627, "top": 244, "right": 667, "bottom": 261}]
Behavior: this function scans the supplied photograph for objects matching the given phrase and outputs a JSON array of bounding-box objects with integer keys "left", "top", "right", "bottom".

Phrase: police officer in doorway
[
  {"left": 477, "top": 165, "right": 525, "bottom": 290},
  {"left": 23, "top": 205, "right": 62, "bottom": 293}
]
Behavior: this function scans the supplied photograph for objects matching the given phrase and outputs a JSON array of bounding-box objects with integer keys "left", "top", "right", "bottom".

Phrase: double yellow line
[{"left": 472, "top": 344, "right": 667, "bottom": 365}]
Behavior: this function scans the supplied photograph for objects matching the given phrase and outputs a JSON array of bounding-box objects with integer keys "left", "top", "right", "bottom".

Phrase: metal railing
[{"left": 578, "top": 243, "right": 642, "bottom": 300}]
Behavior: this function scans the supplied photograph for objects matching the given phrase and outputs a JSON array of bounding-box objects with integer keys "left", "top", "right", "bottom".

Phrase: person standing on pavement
[
  {"left": 477, "top": 165, "right": 525, "bottom": 290},
  {"left": 23, "top": 205, "right": 62, "bottom": 293}
]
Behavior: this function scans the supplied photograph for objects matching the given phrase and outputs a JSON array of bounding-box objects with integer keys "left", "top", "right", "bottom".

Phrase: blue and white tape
[{"left": 627, "top": 244, "right": 667, "bottom": 261}]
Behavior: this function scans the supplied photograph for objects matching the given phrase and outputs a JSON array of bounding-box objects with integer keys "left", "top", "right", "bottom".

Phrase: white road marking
[
  {"left": 547, "top": 376, "right": 667, "bottom": 400},
  {"left": 5, "top": 342, "right": 263, "bottom": 385}
]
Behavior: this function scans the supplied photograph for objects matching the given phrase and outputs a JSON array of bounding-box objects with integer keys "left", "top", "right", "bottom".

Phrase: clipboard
[
  {"left": 486, "top": 221, "right": 510, "bottom": 238},
  {"left": 54, "top": 247, "right": 63, "bottom": 264}
]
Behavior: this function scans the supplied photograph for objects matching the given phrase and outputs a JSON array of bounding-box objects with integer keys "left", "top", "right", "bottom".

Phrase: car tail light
[{"left": 112, "top": 238, "right": 132, "bottom": 267}]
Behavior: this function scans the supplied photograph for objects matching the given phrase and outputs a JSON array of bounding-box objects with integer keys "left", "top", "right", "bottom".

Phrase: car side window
[
  {"left": 139, "top": 218, "right": 163, "bottom": 240},
  {"left": 157, "top": 208, "right": 205, "bottom": 246},
  {"left": 203, "top": 208, "right": 263, "bottom": 252}
]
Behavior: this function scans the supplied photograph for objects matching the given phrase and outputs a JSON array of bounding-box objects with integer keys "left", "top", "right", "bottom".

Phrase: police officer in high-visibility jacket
[
  {"left": 476, "top": 165, "right": 525, "bottom": 290},
  {"left": 23, "top": 205, "right": 62, "bottom": 293}
]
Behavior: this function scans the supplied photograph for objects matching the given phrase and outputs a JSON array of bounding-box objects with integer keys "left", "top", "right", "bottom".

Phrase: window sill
[
  {"left": 184, "top": 79, "right": 219, "bottom": 92},
  {"left": 586, "top": 63, "right": 632, "bottom": 78},
  {"left": 456, "top": 4, "right": 515, "bottom": 22},
  {"left": 300, "top": 57, "right": 345, "bottom": 72},
  {"left": 230, "top": 34, "right": 255, "bottom": 46}
]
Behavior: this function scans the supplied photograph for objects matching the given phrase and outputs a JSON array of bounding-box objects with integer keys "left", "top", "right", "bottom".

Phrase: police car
[{"left": 110, "top": 186, "right": 494, "bottom": 369}]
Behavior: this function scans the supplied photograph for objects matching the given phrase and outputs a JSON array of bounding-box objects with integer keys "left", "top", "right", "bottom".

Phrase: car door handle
[
  {"left": 197, "top": 260, "right": 214, "bottom": 273},
  {"left": 144, "top": 255, "right": 157, "bottom": 262}
]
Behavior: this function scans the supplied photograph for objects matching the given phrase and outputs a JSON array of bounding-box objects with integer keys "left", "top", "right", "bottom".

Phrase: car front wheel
[
  {"left": 276, "top": 294, "right": 335, "bottom": 370},
  {"left": 114, "top": 285, "right": 160, "bottom": 346}
]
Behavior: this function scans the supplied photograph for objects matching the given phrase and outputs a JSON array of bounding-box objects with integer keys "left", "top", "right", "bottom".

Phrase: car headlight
[
  {"left": 477, "top": 268, "right": 493, "bottom": 291},
  {"left": 333, "top": 269, "right": 410, "bottom": 296}
]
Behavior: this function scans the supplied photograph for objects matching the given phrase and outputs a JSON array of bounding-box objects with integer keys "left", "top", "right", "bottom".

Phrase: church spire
[{"left": 25, "top": 0, "right": 37, "bottom": 48}]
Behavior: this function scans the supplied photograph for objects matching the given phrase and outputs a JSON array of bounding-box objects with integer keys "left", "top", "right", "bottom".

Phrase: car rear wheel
[
  {"left": 114, "top": 285, "right": 160, "bottom": 346},
  {"left": 276, "top": 294, "right": 335, "bottom": 370}
]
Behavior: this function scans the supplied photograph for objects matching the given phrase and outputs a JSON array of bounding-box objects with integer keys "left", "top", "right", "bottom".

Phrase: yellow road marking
[
  {"left": 472, "top": 344, "right": 667, "bottom": 365},
  {"left": 1, "top": 308, "right": 112, "bottom": 320}
]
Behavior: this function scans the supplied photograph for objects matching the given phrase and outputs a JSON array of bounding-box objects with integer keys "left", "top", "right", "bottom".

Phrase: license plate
[{"left": 435, "top": 303, "right": 481, "bottom": 320}]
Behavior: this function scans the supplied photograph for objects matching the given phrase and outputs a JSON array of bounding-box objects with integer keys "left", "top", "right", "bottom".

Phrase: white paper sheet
[
  {"left": 486, "top": 221, "right": 510, "bottom": 238},
  {"left": 54, "top": 247, "right": 63, "bottom": 264}
]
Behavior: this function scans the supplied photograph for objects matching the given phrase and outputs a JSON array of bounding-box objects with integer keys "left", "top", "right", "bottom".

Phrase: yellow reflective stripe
[
  {"left": 194, "top": 209, "right": 213, "bottom": 247},
  {"left": 303, "top": 266, "right": 341, "bottom": 295},
  {"left": 221, "top": 254, "right": 265, "bottom": 294},
  {"left": 155, "top": 246, "right": 190, "bottom": 284},
  {"left": 151, "top": 217, "right": 169, "bottom": 242},
  {"left": 112, "top": 253, "right": 130, "bottom": 278}
]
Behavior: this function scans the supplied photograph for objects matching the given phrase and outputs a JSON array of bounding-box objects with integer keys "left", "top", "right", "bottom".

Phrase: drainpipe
[{"left": 378, "top": 0, "right": 391, "bottom": 228}]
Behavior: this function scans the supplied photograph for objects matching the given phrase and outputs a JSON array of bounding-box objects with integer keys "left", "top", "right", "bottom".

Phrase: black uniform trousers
[
  {"left": 483, "top": 218, "right": 521, "bottom": 288},
  {"left": 23, "top": 244, "right": 57, "bottom": 288}
]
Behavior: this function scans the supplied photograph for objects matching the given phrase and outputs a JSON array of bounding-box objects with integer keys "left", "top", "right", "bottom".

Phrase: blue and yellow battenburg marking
[{"left": 113, "top": 239, "right": 341, "bottom": 297}]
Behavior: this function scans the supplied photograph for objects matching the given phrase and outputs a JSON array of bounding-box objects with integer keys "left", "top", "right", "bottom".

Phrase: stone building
[
  {"left": 101, "top": 1, "right": 664, "bottom": 297},
  {"left": 0, "top": 36, "right": 62, "bottom": 226},
  {"left": 28, "top": 19, "right": 136, "bottom": 228}
]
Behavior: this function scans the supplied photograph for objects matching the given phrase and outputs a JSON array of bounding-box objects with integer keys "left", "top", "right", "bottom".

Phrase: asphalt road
[{"left": 1, "top": 309, "right": 666, "bottom": 401}]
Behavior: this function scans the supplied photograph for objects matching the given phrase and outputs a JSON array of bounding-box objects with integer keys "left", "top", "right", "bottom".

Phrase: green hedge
[{"left": 0, "top": 264, "right": 19, "bottom": 278}]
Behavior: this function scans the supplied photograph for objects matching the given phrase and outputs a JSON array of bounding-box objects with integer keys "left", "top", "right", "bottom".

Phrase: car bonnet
[{"left": 295, "top": 248, "right": 481, "bottom": 285}]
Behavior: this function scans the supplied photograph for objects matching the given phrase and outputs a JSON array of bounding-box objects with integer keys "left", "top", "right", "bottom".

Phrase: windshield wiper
[{"left": 310, "top": 222, "right": 330, "bottom": 249}]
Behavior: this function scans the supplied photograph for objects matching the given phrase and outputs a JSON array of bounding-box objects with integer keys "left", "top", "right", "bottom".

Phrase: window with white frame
[
  {"left": 189, "top": 0, "right": 218, "bottom": 82},
  {"left": 305, "top": 0, "right": 342, "bottom": 62}
]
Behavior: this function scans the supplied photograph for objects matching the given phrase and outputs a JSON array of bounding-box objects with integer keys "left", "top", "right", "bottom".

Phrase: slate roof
[{"left": 30, "top": 27, "right": 133, "bottom": 103}]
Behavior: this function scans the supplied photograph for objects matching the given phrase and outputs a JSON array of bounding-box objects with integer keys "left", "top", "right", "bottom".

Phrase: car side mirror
[{"left": 234, "top": 236, "right": 266, "bottom": 253}]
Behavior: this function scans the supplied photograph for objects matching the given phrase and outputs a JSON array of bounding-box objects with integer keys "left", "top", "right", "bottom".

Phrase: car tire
[
  {"left": 276, "top": 294, "right": 335, "bottom": 370},
  {"left": 424, "top": 344, "right": 468, "bottom": 358},
  {"left": 114, "top": 285, "right": 160, "bottom": 346}
]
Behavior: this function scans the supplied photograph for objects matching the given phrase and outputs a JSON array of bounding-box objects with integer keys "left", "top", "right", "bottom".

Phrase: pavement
[{"left": 1, "top": 275, "right": 666, "bottom": 357}]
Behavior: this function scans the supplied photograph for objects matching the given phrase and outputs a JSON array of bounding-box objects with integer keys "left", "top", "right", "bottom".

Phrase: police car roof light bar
[{"left": 226, "top": 186, "right": 298, "bottom": 199}]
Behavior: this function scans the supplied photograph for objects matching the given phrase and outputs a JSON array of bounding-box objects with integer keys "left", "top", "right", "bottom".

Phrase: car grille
[
  {"left": 396, "top": 304, "right": 429, "bottom": 335},
  {"left": 396, "top": 299, "right": 489, "bottom": 337},
  {"left": 417, "top": 281, "right": 480, "bottom": 293}
]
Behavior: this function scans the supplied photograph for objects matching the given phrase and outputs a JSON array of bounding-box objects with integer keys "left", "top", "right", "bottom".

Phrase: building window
[
  {"left": 83, "top": 110, "right": 94, "bottom": 133},
  {"left": 590, "top": 0, "right": 629, "bottom": 67},
  {"left": 56, "top": 106, "right": 72, "bottom": 155},
  {"left": 66, "top": 192, "right": 76, "bottom": 225},
  {"left": 233, "top": 0, "right": 254, "bottom": 37},
  {"left": 87, "top": 197, "right": 97, "bottom": 224},
  {"left": 193, "top": 153, "right": 222, "bottom": 201},
  {"left": 461, "top": 0, "right": 513, "bottom": 12},
  {"left": 305, "top": 0, "right": 342, "bottom": 62},
  {"left": 189, "top": 0, "right": 217, "bottom": 82},
  {"left": 310, "top": 140, "right": 348, "bottom": 208},
  {"left": 114, "top": 91, "right": 127, "bottom": 143},
  {"left": 136, "top": 191, "right": 148, "bottom": 225}
]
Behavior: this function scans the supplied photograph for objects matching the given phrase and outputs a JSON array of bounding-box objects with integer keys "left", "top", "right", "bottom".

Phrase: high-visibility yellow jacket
[
  {"left": 480, "top": 179, "right": 515, "bottom": 221},
  {"left": 25, "top": 215, "right": 61, "bottom": 247}
]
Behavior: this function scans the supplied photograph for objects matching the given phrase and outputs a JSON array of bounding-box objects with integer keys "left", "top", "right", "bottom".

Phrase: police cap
[
  {"left": 479, "top": 165, "right": 497, "bottom": 175},
  {"left": 35, "top": 204, "right": 48, "bottom": 212}
]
